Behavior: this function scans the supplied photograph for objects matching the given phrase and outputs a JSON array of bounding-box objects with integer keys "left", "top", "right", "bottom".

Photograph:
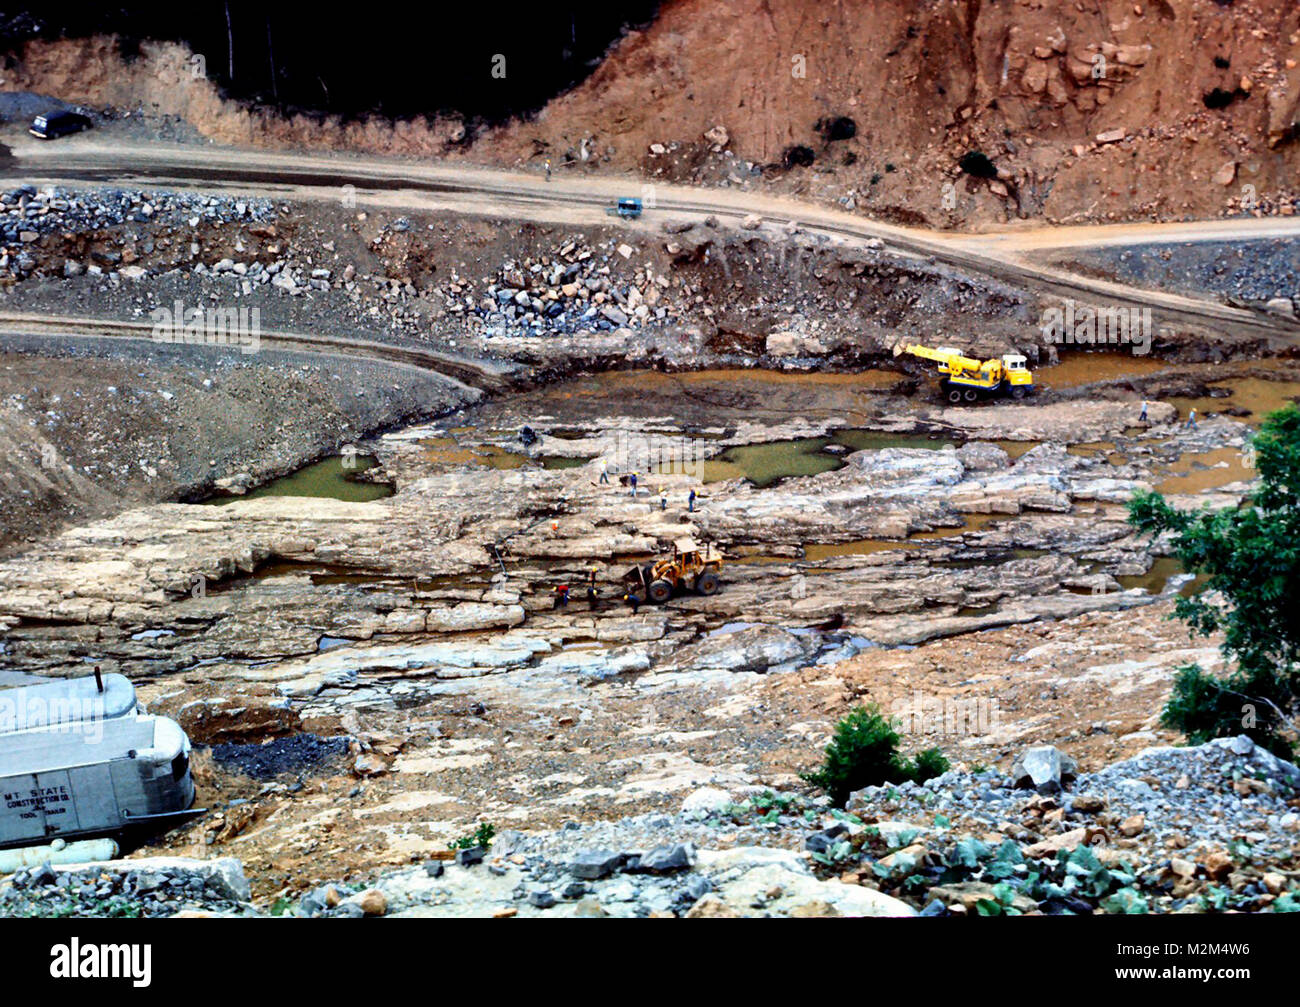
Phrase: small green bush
[
  {"left": 802, "top": 705, "right": 950, "bottom": 806},
  {"left": 1161, "top": 664, "right": 1295, "bottom": 759},
  {"left": 912, "top": 746, "right": 951, "bottom": 782},
  {"left": 447, "top": 822, "right": 497, "bottom": 850}
]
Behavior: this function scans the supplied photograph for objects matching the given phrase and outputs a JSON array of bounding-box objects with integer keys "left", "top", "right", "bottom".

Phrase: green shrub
[
  {"left": 1160, "top": 663, "right": 1296, "bottom": 759},
  {"left": 1130, "top": 403, "right": 1300, "bottom": 757},
  {"left": 802, "top": 705, "right": 950, "bottom": 806},
  {"left": 447, "top": 822, "right": 497, "bottom": 850},
  {"left": 912, "top": 746, "right": 952, "bottom": 782}
]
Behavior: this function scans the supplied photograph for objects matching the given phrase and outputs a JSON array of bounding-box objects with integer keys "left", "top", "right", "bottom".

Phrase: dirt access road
[
  {"left": 0, "top": 312, "right": 517, "bottom": 393},
  {"left": 5, "top": 136, "right": 1300, "bottom": 346}
]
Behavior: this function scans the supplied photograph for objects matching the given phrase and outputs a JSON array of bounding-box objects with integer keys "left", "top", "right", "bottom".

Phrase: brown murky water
[
  {"left": 1068, "top": 441, "right": 1128, "bottom": 466},
  {"left": 480, "top": 367, "right": 907, "bottom": 433},
  {"left": 801, "top": 539, "right": 918, "bottom": 561},
  {"left": 1035, "top": 351, "right": 1176, "bottom": 388},
  {"left": 987, "top": 439, "right": 1040, "bottom": 461},
  {"left": 546, "top": 367, "right": 901, "bottom": 408},
  {"left": 668, "top": 368, "right": 901, "bottom": 389},
  {"left": 1155, "top": 446, "right": 1254, "bottom": 495},
  {"left": 801, "top": 512, "right": 1006, "bottom": 560},
  {"left": 419, "top": 437, "right": 589, "bottom": 471},
  {"left": 1115, "top": 556, "right": 1207, "bottom": 597},
  {"left": 1168, "top": 377, "right": 1300, "bottom": 424}
]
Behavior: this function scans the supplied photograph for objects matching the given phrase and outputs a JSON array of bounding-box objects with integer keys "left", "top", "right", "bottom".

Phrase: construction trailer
[
  {"left": 0, "top": 671, "right": 137, "bottom": 731},
  {"left": 0, "top": 673, "right": 195, "bottom": 849}
]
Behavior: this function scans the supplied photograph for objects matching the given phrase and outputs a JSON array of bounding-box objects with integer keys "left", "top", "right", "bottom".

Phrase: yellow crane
[{"left": 893, "top": 342, "right": 1034, "bottom": 403}]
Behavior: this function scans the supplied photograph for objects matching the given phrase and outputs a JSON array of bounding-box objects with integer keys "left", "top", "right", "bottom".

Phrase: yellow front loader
[
  {"left": 893, "top": 343, "right": 1034, "bottom": 403},
  {"left": 623, "top": 538, "right": 723, "bottom": 603}
]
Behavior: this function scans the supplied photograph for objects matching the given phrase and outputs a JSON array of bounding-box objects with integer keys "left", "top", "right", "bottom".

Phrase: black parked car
[{"left": 29, "top": 109, "right": 92, "bottom": 140}]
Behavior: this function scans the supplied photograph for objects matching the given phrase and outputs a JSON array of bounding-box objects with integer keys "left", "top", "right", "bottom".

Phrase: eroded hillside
[{"left": 4, "top": 0, "right": 1298, "bottom": 226}]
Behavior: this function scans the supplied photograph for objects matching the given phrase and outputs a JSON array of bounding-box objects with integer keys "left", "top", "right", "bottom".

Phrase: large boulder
[
  {"left": 213, "top": 472, "right": 254, "bottom": 496},
  {"left": 804, "top": 823, "right": 850, "bottom": 854},
  {"left": 1011, "top": 745, "right": 1078, "bottom": 793},
  {"left": 681, "top": 787, "right": 733, "bottom": 817},
  {"left": 569, "top": 850, "right": 627, "bottom": 881},
  {"left": 680, "top": 625, "right": 819, "bottom": 674},
  {"left": 632, "top": 843, "right": 696, "bottom": 873},
  {"left": 847, "top": 447, "right": 965, "bottom": 488},
  {"left": 956, "top": 441, "right": 1011, "bottom": 473},
  {"left": 766, "top": 330, "right": 829, "bottom": 357},
  {"left": 695, "top": 847, "right": 916, "bottom": 917}
]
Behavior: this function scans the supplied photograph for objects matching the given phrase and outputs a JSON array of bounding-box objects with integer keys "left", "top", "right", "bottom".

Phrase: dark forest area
[{"left": 0, "top": 1, "right": 660, "bottom": 121}]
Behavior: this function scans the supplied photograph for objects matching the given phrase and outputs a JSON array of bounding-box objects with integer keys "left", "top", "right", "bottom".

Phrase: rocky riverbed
[
  {"left": 2, "top": 358, "right": 1295, "bottom": 910},
  {"left": 0, "top": 379, "right": 1235, "bottom": 685},
  {"left": 1, "top": 181, "right": 1297, "bottom": 913}
]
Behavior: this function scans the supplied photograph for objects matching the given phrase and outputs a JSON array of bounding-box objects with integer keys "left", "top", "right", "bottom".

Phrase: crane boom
[{"left": 894, "top": 343, "right": 982, "bottom": 370}]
